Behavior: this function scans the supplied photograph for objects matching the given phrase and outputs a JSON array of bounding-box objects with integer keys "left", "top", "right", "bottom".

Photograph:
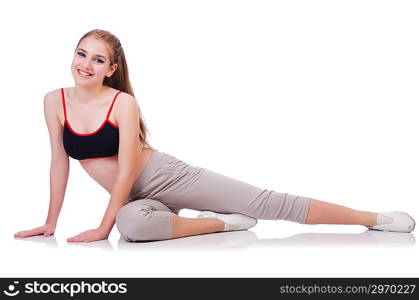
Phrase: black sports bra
[{"left": 61, "top": 88, "right": 123, "bottom": 160}]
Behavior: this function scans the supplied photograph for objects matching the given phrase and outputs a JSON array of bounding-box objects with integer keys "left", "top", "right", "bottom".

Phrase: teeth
[{"left": 78, "top": 69, "right": 92, "bottom": 76}]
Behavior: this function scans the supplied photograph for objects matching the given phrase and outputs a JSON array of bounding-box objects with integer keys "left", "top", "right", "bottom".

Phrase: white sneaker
[
  {"left": 368, "top": 211, "right": 415, "bottom": 233},
  {"left": 197, "top": 211, "right": 258, "bottom": 232}
]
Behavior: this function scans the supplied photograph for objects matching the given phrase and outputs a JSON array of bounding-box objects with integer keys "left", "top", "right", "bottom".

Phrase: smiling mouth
[{"left": 77, "top": 69, "right": 93, "bottom": 77}]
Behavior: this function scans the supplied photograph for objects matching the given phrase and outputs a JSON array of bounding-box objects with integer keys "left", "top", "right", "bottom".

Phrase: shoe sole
[{"left": 405, "top": 212, "right": 416, "bottom": 232}]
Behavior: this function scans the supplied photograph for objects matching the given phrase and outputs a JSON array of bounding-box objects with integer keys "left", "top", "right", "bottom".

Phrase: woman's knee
[{"left": 116, "top": 199, "right": 174, "bottom": 242}]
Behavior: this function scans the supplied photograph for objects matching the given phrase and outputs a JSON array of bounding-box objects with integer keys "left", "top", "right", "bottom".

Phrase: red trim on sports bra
[
  {"left": 106, "top": 91, "right": 121, "bottom": 120},
  {"left": 107, "top": 120, "right": 119, "bottom": 129},
  {"left": 79, "top": 154, "right": 118, "bottom": 161},
  {"left": 61, "top": 88, "right": 68, "bottom": 121},
  {"left": 61, "top": 88, "right": 122, "bottom": 136}
]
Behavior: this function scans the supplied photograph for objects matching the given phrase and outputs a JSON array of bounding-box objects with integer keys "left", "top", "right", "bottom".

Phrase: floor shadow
[
  {"left": 13, "top": 235, "right": 114, "bottom": 251},
  {"left": 13, "top": 235, "right": 59, "bottom": 248},
  {"left": 116, "top": 229, "right": 416, "bottom": 251},
  {"left": 13, "top": 230, "right": 415, "bottom": 251}
]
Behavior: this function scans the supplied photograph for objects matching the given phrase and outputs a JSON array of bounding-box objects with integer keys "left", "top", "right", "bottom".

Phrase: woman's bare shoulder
[
  {"left": 44, "top": 87, "right": 70, "bottom": 98},
  {"left": 43, "top": 88, "right": 68, "bottom": 124}
]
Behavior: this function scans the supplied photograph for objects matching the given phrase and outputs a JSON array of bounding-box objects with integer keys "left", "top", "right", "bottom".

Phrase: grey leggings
[{"left": 116, "top": 150, "right": 313, "bottom": 242}]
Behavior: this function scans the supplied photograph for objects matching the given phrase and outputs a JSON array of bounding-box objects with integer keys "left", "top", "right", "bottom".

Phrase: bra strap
[
  {"left": 61, "top": 88, "right": 67, "bottom": 121},
  {"left": 106, "top": 91, "right": 123, "bottom": 120}
]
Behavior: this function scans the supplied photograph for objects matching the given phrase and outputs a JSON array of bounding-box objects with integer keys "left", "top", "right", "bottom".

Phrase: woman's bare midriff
[{"left": 79, "top": 147, "right": 154, "bottom": 194}]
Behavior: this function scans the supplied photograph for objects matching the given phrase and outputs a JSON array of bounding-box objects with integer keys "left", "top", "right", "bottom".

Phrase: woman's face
[{"left": 71, "top": 36, "right": 117, "bottom": 87}]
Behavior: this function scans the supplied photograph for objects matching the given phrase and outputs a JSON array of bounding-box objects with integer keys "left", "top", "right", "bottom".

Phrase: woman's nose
[{"left": 81, "top": 58, "right": 93, "bottom": 70}]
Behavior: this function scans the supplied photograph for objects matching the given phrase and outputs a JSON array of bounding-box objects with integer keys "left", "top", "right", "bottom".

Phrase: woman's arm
[
  {"left": 99, "top": 172, "right": 139, "bottom": 233},
  {"left": 99, "top": 95, "right": 144, "bottom": 232},
  {"left": 44, "top": 90, "right": 70, "bottom": 226},
  {"left": 46, "top": 157, "right": 69, "bottom": 226},
  {"left": 15, "top": 89, "right": 70, "bottom": 238}
]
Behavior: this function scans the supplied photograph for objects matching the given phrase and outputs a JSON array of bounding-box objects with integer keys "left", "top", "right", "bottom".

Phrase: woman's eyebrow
[{"left": 77, "top": 48, "right": 107, "bottom": 60}]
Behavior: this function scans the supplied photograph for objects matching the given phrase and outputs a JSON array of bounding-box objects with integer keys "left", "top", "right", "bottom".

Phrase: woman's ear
[{"left": 107, "top": 63, "right": 118, "bottom": 77}]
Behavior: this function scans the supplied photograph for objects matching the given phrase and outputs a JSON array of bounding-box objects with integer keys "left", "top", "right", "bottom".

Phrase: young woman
[{"left": 14, "top": 29, "right": 415, "bottom": 243}]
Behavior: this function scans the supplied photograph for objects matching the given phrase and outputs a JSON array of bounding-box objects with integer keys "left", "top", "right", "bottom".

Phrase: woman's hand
[
  {"left": 67, "top": 227, "right": 110, "bottom": 243},
  {"left": 14, "top": 223, "right": 56, "bottom": 238}
]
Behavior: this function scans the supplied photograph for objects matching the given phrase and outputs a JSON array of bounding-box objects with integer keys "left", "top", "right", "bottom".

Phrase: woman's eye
[{"left": 77, "top": 52, "right": 104, "bottom": 63}]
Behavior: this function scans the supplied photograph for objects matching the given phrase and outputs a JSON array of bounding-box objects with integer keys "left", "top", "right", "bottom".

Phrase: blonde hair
[{"left": 75, "top": 29, "right": 154, "bottom": 150}]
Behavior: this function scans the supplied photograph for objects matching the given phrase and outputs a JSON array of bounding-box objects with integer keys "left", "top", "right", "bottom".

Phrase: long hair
[{"left": 75, "top": 29, "right": 154, "bottom": 150}]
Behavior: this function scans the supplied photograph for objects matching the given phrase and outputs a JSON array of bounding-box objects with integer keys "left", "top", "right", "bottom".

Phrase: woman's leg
[
  {"left": 169, "top": 198, "right": 379, "bottom": 239},
  {"left": 116, "top": 198, "right": 224, "bottom": 241},
  {"left": 305, "top": 199, "right": 377, "bottom": 227},
  {"left": 172, "top": 215, "right": 224, "bottom": 238},
  {"left": 151, "top": 158, "right": 379, "bottom": 229},
  {"left": 170, "top": 199, "right": 378, "bottom": 239},
  {"left": 132, "top": 150, "right": 381, "bottom": 235},
  {"left": 170, "top": 199, "right": 378, "bottom": 238}
]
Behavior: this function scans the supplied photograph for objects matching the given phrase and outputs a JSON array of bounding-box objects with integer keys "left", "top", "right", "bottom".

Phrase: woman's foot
[
  {"left": 368, "top": 211, "right": 415, "bottom": 233},
  {"left": 197, "top": 211, "right": 258, "bottom": 232}
]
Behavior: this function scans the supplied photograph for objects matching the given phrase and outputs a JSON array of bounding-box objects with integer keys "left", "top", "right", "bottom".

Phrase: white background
[{"left": 0, "top": 0, "right": 418, "bottom": 277}]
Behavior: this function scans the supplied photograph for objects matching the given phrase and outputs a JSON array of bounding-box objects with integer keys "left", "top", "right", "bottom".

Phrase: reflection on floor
[{"left": 14, "top": 229, "right": 416, "bottom": 251}]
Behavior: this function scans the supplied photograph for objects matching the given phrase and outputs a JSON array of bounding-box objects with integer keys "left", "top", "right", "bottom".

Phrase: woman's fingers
[
  {"left": 67, "top": 236, "right": 80, "bottom": 242},
  {"left": 15, "top": 231, "right": 30, "bottom": 238},
  {"left": 15, "top": 230, "right": 30, "bottom": 238},
  {"left": 68, "top": 234, "right": 86, "bottom": 242},
  {"left": 15, "top": 226, "right": 46, "bottom": 238}
]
